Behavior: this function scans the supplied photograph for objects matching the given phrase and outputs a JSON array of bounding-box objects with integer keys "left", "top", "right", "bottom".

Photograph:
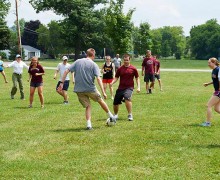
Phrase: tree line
[{"left": 1, "top": 0, "right": 220, "bottom": 60}]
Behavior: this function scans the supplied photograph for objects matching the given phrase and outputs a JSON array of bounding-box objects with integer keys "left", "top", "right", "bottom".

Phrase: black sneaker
[
  {"left": 148, "top": 89, "right": 152, "bottom": 94},
  {"left": 86, "top": 127, "right": 93, "bottom": 130}
]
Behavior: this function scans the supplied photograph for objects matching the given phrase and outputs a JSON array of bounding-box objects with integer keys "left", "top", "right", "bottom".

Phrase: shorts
[
  {"left": 30, "top": 82, "right": 43, "bottom": 87},
  {"left": 144, "top": 74, "right": 155, "bottom": 83},
  {"left": 56, "top": 80, "right": 70, "bottom": 91},
  {"left": 213, "top": 91, "right": 220, "bottom": 98},
  {"left": 76, "top": 91, "right": 102, "bottom": 108},
  {"left": 113, "top": 88, "right": 133, "bottom": 105},
  {"left": 155, "top": 74, "right": 160, "bottom": 80},
  {"left": 102, "top": 79, "right": 113, "bottom": 84}
]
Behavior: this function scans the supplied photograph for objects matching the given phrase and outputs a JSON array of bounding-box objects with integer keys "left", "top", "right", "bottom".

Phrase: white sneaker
[
  {"left": 114, "top": 114, "right": 118, "bottom": 120},
  {"left": 128, "top": 114, "right": 133, "bottom": 121}
]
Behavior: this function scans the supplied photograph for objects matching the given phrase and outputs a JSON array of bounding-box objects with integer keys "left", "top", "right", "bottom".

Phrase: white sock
[
  {"left": 87, "top": 120, "right": 92, "bottom": 127},
  {"left": 107, "top": 111, "right": 113, "bottom": 118}
]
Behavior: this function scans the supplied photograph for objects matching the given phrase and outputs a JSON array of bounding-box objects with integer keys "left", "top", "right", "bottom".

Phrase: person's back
[{"left": 70, "top": 58, "right": 100, "bottom": 92}]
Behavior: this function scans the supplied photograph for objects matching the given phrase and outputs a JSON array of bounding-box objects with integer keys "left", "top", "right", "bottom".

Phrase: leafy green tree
[
  {"left": 0, "top": 0, "right": 11, "bottom": 50},
  {"left": 133, "top": 22, "right": 152, "bottom": 55},
  {"left": 30, "top": 0, "right": 108, "bottom": 60},
  {"left": 190, "top": 19, "right": 220, "bottom": 59},
  {"left": 150, "top": 29, "right": 162, "bottom": 56},
  {"left": 37, "top": 21, "right": 67, "bottom": 58},
  {"left": 105, "top": 0, "right": 134, "bottom": 55},
  {"left": 21, "top": 20, "right": 42, "bottom": 50}
]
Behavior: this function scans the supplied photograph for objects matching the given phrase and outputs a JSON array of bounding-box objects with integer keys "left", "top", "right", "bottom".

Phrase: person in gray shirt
[
  {"left": 58, "top": 48, "right": 115, "bottom": 130},
  {"left": 112, "top": 54, "right": 121, "bottom": 72}
]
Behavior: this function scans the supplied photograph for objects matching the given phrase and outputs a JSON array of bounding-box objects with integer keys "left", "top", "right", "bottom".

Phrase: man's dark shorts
[
  {"left": 144, "top": 74, "right": 155, "bottom": 82},
  {"left": 155, "top": 74, "right": 160, "bottom": 80},
  {"left": 113, "top": 88, "right": 133, "bottom": 105},
  {"left": 56, "top": 80, "right": 70, "bottom": 91}
]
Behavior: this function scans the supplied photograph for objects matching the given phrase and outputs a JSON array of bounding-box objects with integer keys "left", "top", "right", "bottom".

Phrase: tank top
[{"left": 103, "top": 62, "right": 113, "bottom": 79}]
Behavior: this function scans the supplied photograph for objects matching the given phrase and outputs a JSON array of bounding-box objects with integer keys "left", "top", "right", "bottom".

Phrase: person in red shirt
[
  {"left": 28, "top": 56, "right": 45, "bottom": 108},
  {"left": 153, "top": 55, "right": 162, "bottom": 91},
  {"left": 110, "top": 54, "right": 140, "bottom": 121},
  {"left": 142, "top": 50, "right": 155, "bottom": 94}
]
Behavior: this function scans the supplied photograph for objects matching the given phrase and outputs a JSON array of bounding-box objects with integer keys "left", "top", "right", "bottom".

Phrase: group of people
[
  {"left": 142, "top": 50, "right": 162, "bottom": 94},
  {"left": 4, "top": 48, "right": 220, "bottom": 129}
]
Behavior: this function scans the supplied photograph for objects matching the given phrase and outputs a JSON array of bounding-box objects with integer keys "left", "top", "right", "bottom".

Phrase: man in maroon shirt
[
  {"left": 110, "top": 54, "right": 140, "bottom": 121},
  {"left": 142, "top": 50, "right": 155, "bottom": 94}
]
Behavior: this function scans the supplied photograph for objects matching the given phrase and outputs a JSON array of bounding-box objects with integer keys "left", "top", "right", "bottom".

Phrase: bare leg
[
  {"left": 1, "top": 71, "right": 8, "bottom": 83},
  {"left": 85, "top": 105, "right": 92, "bottom": 121},
  {"left": 114, "top": 105, "right": 119, "bottom": 115},
  {"left": 103, "top": 83, "right": 107, "bottom": 94},
  {"left": 109, "top": 83, "right": 113, "bottom": 99},
  {"left": 37, "top": 86, "right": 44, "bottom": 107},
  {"left": 125, "top": 100, "right": 132, "bottom": 114},
  {"left": 29, "top": 86, "right": 36, "bottom": 106},
  {"left": 158, "top": 79, "right": 162, "bottom": 91},
  {"left": 98, "top": 99, "right": 110, "bottom": 113},
  {"left": 206, "top": 95, "right": 220, "bottom": 122}
]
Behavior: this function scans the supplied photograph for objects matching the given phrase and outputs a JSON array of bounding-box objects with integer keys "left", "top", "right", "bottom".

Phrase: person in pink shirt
[
  {"left": 141, "top": 50, "right": 155, "bottom": 94},
  {"left": 153, "top": 55, "right": 162, "bottom": 91},
  {"left": 28, "top": 56, "right": 45, "bottom": 108}
]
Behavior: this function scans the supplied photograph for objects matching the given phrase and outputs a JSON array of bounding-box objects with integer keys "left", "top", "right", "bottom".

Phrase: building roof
[{"left": 22, "top": 45, "right": 40, "bottom": 52}]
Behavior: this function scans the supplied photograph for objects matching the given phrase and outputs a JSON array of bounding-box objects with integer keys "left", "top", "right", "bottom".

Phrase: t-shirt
[
  {"left": 57, "top": 63, "right": 70, "bottom": 81},
  {"left": 212, "top": 66, "right": 220, "bottom": 91},
  {"left": 154, "top": 59, "right": 160, "bottom": 73},
  {"left": 113, "top": 57, "right": 121, "bottom": 68},
  {"left": 115, "top": 65, "right": 139, "bottom": 90},
  {"left": 69, "top": 58, "right": 100, "bottom": 92},
  {"left": 0, "top": 60, "right": 3, "bottom": 71},
  {"left": 142, "top": 57, "right": 155, "bottom": 74},
  {"left": 28, "top": 64, "right": 45, "bottom": 83}
]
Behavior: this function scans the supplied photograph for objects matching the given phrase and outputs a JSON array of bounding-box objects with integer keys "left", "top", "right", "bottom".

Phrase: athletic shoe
[
  {"left": 86, "top": 126, "right": 93, "bottom": 130},
  {"left": 128, "top": 114, "right": 133, "bottom": 121},
  {"left": 114, "top": 114, "right": 118, "bottom": 121},
  {"left": 148, "top": 89, "right": 152, "bottom": 94},
  {"left": 110, "top": 116, "right": 117, "bottom": 123},
  {"left": 63, "top": 101, "right": 69, "bottom": 104},
  {"left": 11, "top": 95, "right": 14, "bottom": 99},
  {"left": 28, "top": 105, "right": 32, "bottom": 108},
  {"left": 200, "top": 122, "right": 211, "bottom": 127},
  {"left": 41, "top": 105, "right": 44, "bottom": 108}
]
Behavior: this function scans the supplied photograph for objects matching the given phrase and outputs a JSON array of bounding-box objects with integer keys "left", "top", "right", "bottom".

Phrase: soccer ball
[{"left": 106, "top": 117, "right": 116, "bottom": 126}]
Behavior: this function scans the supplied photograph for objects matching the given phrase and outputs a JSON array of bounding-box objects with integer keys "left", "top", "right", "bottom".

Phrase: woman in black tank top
[{"left": 101, "top": 56, "right": 115, "bottom": 99}]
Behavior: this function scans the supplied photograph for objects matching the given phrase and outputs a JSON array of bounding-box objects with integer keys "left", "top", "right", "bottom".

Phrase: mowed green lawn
[{"left": 1, "top": 60, "right": 220, "bottom": 179}]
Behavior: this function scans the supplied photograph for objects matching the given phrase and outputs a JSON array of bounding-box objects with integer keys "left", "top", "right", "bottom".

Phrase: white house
[{"left": 22, "top": 45, "right": 41, "bottom": 60}]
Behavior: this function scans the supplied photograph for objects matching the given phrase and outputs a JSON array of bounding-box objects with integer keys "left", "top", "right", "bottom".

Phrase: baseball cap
[
  {"left": 62, "top": 56, "right": 68, "bottom": 61},
  {"left": 16, "top": 54, "right": 21, "bottom": 58}
]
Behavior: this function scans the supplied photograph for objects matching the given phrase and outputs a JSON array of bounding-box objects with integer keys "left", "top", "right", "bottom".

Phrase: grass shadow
[
  {"left": 52, "top": 126, "right": 101, "bottom": 132},
  {"left": 195, "top": 144, "right": 220, "bottom": 149}
]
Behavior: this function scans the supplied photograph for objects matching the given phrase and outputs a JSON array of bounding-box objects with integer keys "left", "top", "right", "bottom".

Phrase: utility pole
[{"left": 15, "top": 0, "right": 22, "bottom": 55}]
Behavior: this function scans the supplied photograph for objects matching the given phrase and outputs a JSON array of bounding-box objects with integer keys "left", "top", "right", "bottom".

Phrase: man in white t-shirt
[
  {"left": 7, "top": 54, "right": 29, "bottom": 100},
  {"left": 54, "top": 56, "right": 74, "bottom": 104},
  {"left": 112, "top": 54, "right": 121, "bottom": 72}
]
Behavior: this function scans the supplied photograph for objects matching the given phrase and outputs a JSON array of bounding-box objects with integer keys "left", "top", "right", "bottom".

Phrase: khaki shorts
[{"left": 76, "top": 91, "right": 102, "bottom": 108}]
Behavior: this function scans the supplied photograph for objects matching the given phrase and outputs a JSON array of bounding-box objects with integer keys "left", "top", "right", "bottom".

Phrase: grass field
[{"left": 1, "top": 60, "right": 220, "bottom": 179}]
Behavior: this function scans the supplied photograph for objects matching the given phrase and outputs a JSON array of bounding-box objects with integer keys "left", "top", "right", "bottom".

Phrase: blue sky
[{"left": 6, "top": 0, "right": 220, "bottom": 36}]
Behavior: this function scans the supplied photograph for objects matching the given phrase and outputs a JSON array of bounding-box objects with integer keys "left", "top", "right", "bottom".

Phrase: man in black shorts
[{"left": 111, "top": 54, "right": 140, "bottom": 121}]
